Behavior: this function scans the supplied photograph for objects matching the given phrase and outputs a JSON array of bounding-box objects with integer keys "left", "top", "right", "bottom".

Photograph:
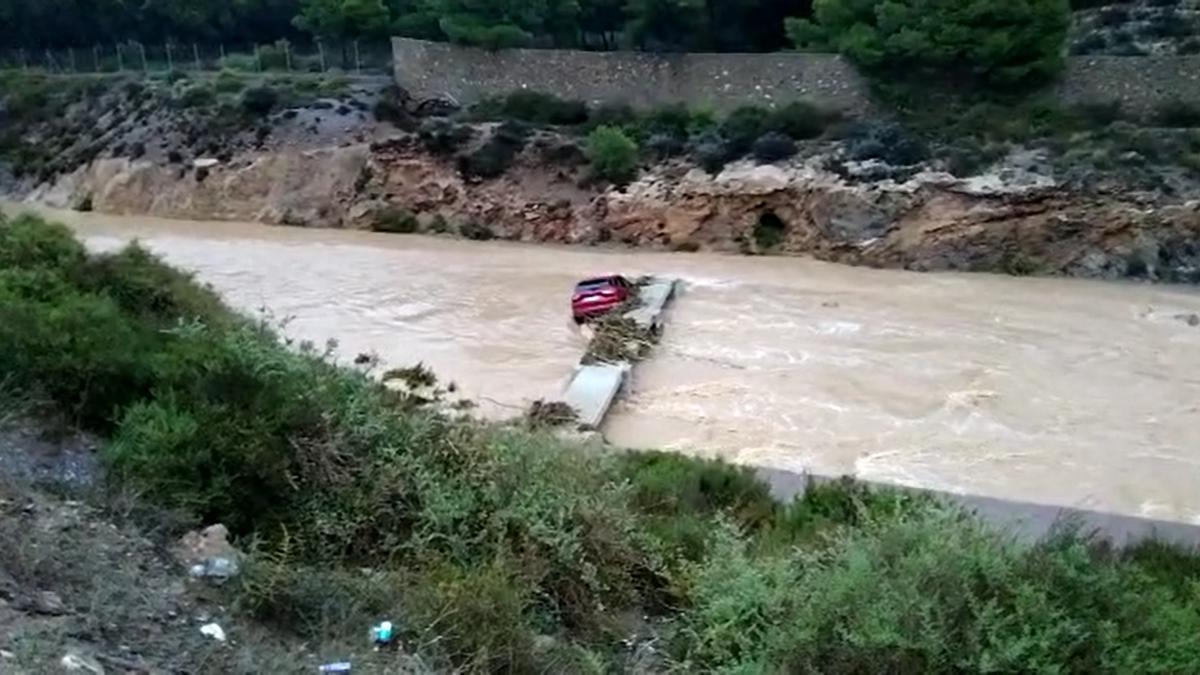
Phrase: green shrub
[
  {"left": 767, "top": 477, "right": 931, "bottom": 547},
  {"left": 943, "top": 140, "right": 1004, "bottom": 177},
  {"left": 241, "top": 85, "right": 278, "bottom": 116},
  {"left": 638, "top": 103, "right": 714, "bottom": 141},
  {"left": 751, "top": 132, "right": 798, "bottom": 163},
  {"left": 220, "top": 53, "right": 260, "bottom": 72},
  {"left": 588, "top": 102, "right": 638, "bottom": 130},
  {"left": 214, "top": 70, "right": 245, "bottom": 94},
  {"left": 537, "top": 137, "right": 586, "bottom": 165},
  {"left": 645, "top": 133, "right": 686, "bottom": 160},
  {"left": 1154, "top": 99, "right": 1200, "bottom": 127},
  {"left": 0, "top": 213, "right": 86, "bottom": 272},
  {"left": 493, "top": 119, "right": 530, "bottom": 146},
  {"left": 1003, "top": 252, "right": 1042, "bottom": 276},
  {"left": 402, "top": 560, "right": 536, "bottom": 672},
  {"left": 418, "top": 119, "right": 474, "bottom": 155},
  {"left": 372, "top": 97, "right": 414, "bottom": 130},
  {"left": 720, "top": 105, "right": 771, "bottom": 155},
  {"left": 1068, "top": 100, "right": 1125, "bottom": 127},
  {"left": 481, "top": 91, "right": 589, "bottom": 126},
  {"left": 458, "top": 221, "right": 495, "bottom": 241},
  {"left": 639, "top": 103, "right": 692, "bottom": 140},
  {"left": 766, "top": 100, "right": 836, "bottom": 140},
  {"left": 788, "top": 0, "right": 1071, "bottom": 88},
  {"left": 690, "top": 130, "right": 732, "bottom": 174},
  {"left": 255, "top": 39, "right": 294, "bottom": 70},
  {"left": 440, "top": 17, "right": 532, "bottom": 50},
  {"left": 618, "top": 452, "right": 776, "bottom": 526},
  {"left": 77, "top": 243, "right": 228, "bottom": 322},
  {"left": 177, "top": 84, "right": 215, "bottom": 108},
  {"left": 845, "top": 122, "right": 929, "bottom": 165},
  {"left": 1123, "top": 538, "right": 1200, "bottom": 593},
  {"left": 0, "top": 284, "right": 155, "bottom": 429},
  {"left": 458, "top": 122, "right": 528, "bottom": 179},
  {"left": 674, "top": 510, "right": 1200, "bottom": 673},
  {"left": 585, "top": 126, "right": 639, "bottom": 183},
  {"left": 372, "top": 206, "right": 420, "bottom": 233},
  {"left": 239, "top": 561, "right": 405, "bottom": 639}
]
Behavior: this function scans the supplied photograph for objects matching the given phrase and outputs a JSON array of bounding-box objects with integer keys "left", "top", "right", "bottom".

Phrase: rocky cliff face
[
  {"left": 7, "top": 94, "right": 1199, "bottom": 283},
  {"left": 356, "top": 139, "right": 1200, "bottom": 281},
  {"left": 35, "top": 146, "right": 371, "bottom": 227}
]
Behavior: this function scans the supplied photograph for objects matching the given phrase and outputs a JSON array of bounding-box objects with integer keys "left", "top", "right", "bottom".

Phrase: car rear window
[{"left": 576, "top": 277, "right": 614, "bottom": 290}]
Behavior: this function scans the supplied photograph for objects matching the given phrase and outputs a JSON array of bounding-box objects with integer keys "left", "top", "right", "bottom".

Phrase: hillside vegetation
[
  {"left": 1, "top": 212, "right": 1199, "bottom": 671},
  {"left": 1, "top": 0, "right": 1081, "bottom": 68}
]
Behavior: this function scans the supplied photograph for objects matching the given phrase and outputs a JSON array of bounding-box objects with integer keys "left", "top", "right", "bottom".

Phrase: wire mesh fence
[{"left": 0, "top": 40, "right": 394, "bottom": 76}]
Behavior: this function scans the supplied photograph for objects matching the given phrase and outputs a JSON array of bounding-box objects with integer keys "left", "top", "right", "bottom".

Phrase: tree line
[
  {"left": 0, "top": 0, "right": 812, "bottom": 52},
  {"left": 0, "top": 0, "right": 1073, "bottom": 88}
]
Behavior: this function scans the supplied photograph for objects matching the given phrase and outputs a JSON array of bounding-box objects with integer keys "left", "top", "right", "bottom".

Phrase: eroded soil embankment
[
  {"left": 3, "top": 73, "right": 1198, "bottom": 282},
  {"left": 31, "top": 138, "right": 1200, "bottom": 283}
]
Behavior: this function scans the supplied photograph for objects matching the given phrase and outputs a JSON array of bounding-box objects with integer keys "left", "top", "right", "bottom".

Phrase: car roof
[{"left": 576, "top": 275, "right": 624, "bottom": 286}]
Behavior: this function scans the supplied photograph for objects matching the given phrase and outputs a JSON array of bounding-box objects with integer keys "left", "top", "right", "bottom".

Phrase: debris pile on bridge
[{"left": 560, "top": 277, "right": 678, "bottom": 430}]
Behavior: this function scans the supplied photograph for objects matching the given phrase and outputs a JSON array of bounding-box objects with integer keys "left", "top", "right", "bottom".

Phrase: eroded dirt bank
[
  {"left": 3, "top": 74, "right": 1199, "bottom": 283},
  {"left": 27, "top": 140, "right": 1200, "bottom": 283}
]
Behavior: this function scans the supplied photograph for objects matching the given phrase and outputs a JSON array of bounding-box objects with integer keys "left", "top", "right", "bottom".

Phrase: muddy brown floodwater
[{"left": 8, "top": 204, "right": 1200, "bottom": 524}]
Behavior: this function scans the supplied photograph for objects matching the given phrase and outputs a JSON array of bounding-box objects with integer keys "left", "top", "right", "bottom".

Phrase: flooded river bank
[{"left": 7, "top": 203, "right": 1200, "bottom": 523}]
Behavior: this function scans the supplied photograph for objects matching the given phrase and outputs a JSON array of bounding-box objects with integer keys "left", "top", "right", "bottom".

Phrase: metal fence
[{"left": 0, "top": 40, "right": 393, "bottom": 75}]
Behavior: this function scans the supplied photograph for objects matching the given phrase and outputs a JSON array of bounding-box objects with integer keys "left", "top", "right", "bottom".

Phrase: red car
[{"left": 572, "top": 275, "right": 633, "bottom": 324}]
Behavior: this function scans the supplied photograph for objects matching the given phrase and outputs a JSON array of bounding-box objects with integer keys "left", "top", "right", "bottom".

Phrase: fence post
[
  {"left": 93, "top": 45, "right": 100, "bottom": 72},
  {"left": 68, "top": 48, "right": 76, "bottom": 73},
  {"left": 193, "top": 44, "right": 201, "bottom": 70},
  {"left": 354, "top": 40, "right": 361, "bottom": 74},
  {"left": 166, "top": 42, "right": 173, "bottom": 71},
  {"left": 317, "top": 40, "right": 326, "bottom": 72},
  {"left": 284, "top": 41, "right": 291, "bottom": 71},
  {"left": 219, "top": 43, "right": 226, "bottom": 67},
  {"left": 116, "top": 44, "right": 123, "bottom": 71},
  {"left": 255, "top": 44, "right": 262, "bottom": 72},
  {"left": 45, "top": 49, "right": 55, "bottom": 72},
  {"left": 20, "top": 48, "right": 27, "bottom": 72},
  {"left": 139, "top": 43, "right": 148, "bottom": 74}
]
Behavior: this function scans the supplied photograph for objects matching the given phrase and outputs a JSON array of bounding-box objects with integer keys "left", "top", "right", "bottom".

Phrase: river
[{"left": 7, "top": 204, "right": 1200, "bottom": 524}]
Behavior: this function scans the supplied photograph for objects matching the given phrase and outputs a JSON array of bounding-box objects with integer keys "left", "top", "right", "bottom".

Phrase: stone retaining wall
[
  {"left": 392, "top": 37, "right": 873, "bottom": 114},
  {"left": 393, "top": 37, "right": 1200, "bottom": 117},
  {"left": 1057, "top": 55, "right": 1200, "bottom": 117}
]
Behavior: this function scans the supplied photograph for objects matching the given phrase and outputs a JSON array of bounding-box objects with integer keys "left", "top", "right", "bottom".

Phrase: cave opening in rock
[{"left": 754, "top": 212, "right": 787, "bottom": 250}]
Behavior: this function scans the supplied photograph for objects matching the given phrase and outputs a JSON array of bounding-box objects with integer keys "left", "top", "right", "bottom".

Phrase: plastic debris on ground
[
  {"left": 370, "top": 620, "right": 394, "bottom": 646},
  {"left": 199, "top": 622, "right": 227, "bottom": 642}
]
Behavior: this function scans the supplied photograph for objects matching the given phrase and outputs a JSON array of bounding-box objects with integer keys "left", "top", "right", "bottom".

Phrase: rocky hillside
[
  {"left": 3, "top": 72, "right": 1200, "bottom": 283},
  {"left": 1071, "top": 0, "right": 1200, "bottom": 56}
]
